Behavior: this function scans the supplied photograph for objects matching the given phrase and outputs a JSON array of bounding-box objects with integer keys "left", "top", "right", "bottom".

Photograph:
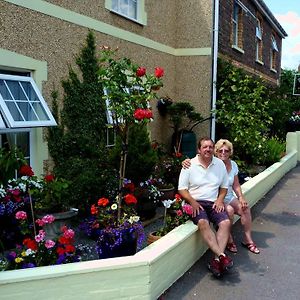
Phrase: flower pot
[
  {"left": 147, "top": 231, "right": 161, "bottom": 245},
  {"left": 97, "top": 228, "right": 137, "bottom": 259},
  {"left": 159, "top": 186, "right": 176, "bottom": 201},
  {"left": 36, "top": 209, "right": 78, "bottom": 240}
]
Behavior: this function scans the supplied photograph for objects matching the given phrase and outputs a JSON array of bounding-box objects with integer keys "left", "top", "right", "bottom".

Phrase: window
[
  {"left": 0, "top": 74, "right": 56, "bottom": 128},
  {"left": 0, "top": 129, "right": 31, "bottom": 168},
  {"left": 112, "top": 0, "right": 137, "bottom": 20},
  {"left": 105, "top": 0, "right": 147, "bottom": 25},
  {"left": 232, "top": 2, "right": 243, "bottom": 50},
  {"left": 270, "top": 35, "right": 278, "bottom": 71},
  {"left": 256, "top": 18, "right": 263, "bottom": 62}
]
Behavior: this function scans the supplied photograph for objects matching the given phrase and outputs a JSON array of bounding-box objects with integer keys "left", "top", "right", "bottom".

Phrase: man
[{"left": 178, "top": 137, "right": 233, "bottom": 278}]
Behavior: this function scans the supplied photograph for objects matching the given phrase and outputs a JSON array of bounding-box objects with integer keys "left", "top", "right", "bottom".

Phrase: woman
[
  {"left": 214, "top": 139, "right": 259, "bottom": 254},
  {"left": 182, "top": 138, "right": 260, "bottom": 254}
]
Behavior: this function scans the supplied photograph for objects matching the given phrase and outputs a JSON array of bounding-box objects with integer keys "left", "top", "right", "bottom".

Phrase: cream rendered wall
[{"left": 1, "top": 0, "right": 214, "bottom": 157}]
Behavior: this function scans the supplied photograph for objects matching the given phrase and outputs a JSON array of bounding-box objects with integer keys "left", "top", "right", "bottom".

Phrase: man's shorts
[{"left": 191, "top": 200, "right": 229, "bottom": 226}]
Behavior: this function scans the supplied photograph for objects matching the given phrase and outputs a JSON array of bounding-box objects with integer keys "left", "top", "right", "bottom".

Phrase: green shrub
[{"left": 261, "top": 137, "right": 286, "bottom": 167}]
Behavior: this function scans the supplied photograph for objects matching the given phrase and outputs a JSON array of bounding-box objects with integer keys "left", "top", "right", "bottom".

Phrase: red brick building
[{"left": 218, "top": 0, "right": 287, "bottom": 85}]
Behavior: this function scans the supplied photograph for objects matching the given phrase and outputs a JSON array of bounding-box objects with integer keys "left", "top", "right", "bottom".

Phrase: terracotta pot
[{"left": 147, "top": 231, "right": 162, "bottom": 245}]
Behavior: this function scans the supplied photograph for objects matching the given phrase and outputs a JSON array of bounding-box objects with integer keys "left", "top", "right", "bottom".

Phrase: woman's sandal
[
  {"left": 241, "top": 242, "right": 260, "bottom": 254},
  {"left": 226, "top": 242, "right": 238, "bottom": 253}
]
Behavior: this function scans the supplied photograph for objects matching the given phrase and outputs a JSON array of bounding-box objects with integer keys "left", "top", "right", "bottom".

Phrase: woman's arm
[{"left": 232, "top": 175, "right": 248, "bottom": 210}]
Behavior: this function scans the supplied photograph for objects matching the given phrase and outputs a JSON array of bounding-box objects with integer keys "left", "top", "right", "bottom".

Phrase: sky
[{"left": 263, "top": 0, "right": 300, "bottom": 70}]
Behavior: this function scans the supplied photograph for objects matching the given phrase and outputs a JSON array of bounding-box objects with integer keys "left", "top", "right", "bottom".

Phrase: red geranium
[
  {"left": 133, "top": 108, "right": 153, "bottom": 121},
  {"left": 23, "top": 238, "right": 38, "bottom": 251},
  {"left": 124, "top": 194, "right": 137, "bottom": 205},
  {"left": 136, "top": 67, "right": 146, "bottom": 77},
  {"left": 98, "top": 197, "right": 109, "bottom": 206},
  {"left": 19, "top": 165, "right": 34, "bottom": 177},
  {"left": 154, "top": 67, "right": 164, "bottom": 78}
]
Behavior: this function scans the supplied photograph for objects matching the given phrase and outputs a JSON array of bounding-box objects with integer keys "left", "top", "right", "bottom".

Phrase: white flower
[
  {"left": 162, "top": 199, "right": 176, "bottom": 208},
  {"left": 244, "top": 176, "right": 251, "bottom": 181},
  {"left": 128, "top": 215, "right": 140, "bottom": 224},
  {"left": 111, "top": 203, "right": 118, "bottom": 210}
]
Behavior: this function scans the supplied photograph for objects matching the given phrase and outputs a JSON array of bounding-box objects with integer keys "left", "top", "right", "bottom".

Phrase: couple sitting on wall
[{"left": 179, "top": 137, "right": 260, "bottom": 278}]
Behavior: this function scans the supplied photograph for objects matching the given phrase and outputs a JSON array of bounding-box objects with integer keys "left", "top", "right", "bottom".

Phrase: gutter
[{"left": 210, "top": 0, "right": 219, "bottom": 141}]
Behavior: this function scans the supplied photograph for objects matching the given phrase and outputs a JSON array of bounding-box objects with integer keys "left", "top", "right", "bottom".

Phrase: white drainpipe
[{"left": 211, "top": 0, "right": 219, "bottom": 141}]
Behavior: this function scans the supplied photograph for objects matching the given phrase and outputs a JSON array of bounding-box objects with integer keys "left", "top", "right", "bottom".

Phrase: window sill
[
  {"left": 255, "top": 59, "right": 264, "bottom": 66},
  {"left": 231, "top": 45, "right": 245, "bottom": 54},
  {"left": 270, "top": 68, "right": 277, "bottom": 73},
  {"left": 109, "top": 10, "right": 146, "bottom": 26}
]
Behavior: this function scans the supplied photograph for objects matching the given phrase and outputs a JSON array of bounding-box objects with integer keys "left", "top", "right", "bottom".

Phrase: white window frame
[
  {"left": 105, "top": 0, "right": 147, "bottom": 25},
  {"left": 0, "top": 128, "right": 32, "bottom": 169},
  {"left": 232, "top": 2, "right": 240, "bottom": 47},
  {"left": 0, "top": 74, "right": 57, "bottom": 128},
  {"left": 270, "top": 35, "right": 278, "bottom": 71},
  {"left": 256, "top": 18, "right": 263, "bottom": 63}
]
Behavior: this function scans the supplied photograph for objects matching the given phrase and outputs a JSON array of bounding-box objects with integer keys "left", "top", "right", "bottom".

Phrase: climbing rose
[
  {"left": 136, "top": 67, "right": 146, "bottom": 77},
  {"left": 133, "top": 108, "right": 153, "bottom": 121},
  {"left": 44, "top": 174, "right": 55, "bottom": 182},
  {"left": 154, "top": 67, "right": 164, "bottom": 78}
]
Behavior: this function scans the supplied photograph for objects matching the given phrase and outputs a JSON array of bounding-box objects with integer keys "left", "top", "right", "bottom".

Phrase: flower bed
[{"left": 1, "top": 132, "right": 298, "bottom": 300}]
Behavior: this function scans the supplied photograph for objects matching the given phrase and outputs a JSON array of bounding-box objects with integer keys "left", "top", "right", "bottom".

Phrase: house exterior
[
  {"left": 218, "top": 0, "right": 287, "bottom": 86},
  {"left": 0, "top": 0, "right": 215, "bottom": 175}
]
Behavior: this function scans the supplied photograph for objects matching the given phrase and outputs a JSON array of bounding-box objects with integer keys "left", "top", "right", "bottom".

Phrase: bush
[{"left": 261, "top": 137, "right": 286, "bottom": 167}]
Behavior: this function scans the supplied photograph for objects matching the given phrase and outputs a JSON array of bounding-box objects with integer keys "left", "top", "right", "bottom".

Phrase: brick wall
[{"left": 218, "top": 0, "right": 283, "bottom": 85}]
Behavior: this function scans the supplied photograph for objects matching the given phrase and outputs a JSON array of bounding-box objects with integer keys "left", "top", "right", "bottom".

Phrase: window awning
[{"left": 0, "top": 74, "right": 57, "bottom": 128}]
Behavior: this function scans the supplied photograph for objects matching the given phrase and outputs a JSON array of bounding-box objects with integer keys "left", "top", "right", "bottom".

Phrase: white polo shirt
[{"left": 178, "top": 155, "right": 229, "bottom": 202}]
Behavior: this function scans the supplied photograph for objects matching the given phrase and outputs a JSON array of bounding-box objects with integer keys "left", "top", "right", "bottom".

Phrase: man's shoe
[
  {"left": 207, "top": 259, "right": 223, "bottom": 278},
  {"left": 219, "top": 254, "right": 233, "bottom": 271}
]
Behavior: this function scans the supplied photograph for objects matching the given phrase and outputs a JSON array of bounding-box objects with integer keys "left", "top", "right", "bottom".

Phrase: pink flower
[
  {"left": 35, "top": 218, "right": 45, "bottom": 227},
  {"left": 176, "top": 210, "right": 183, "bottom": 217},
  {"left": 63, "top": 228, "right": 75, "bottom": 239},
  {"left": 182, "top": 204, "right": 193, "bottom": 215},
  {"left": 15, "top": 211, "right": 27, "bottom": 220},
  {"left": 45, "top": 240, "right": 56, "bottom": 249},
  {"left": 42, "top": 214, "right": 55, "bottom": 224},
  {"left": 35, "top": 230, "right": 46, "bottom": 243}
]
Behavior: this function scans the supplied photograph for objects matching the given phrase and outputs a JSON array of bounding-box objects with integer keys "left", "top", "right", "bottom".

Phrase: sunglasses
[{"left": 218, "top": 149, "right": 230, "bottom": 153}]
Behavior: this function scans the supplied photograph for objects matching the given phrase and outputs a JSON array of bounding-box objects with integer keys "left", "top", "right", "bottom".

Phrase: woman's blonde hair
[{"left": 214, "top": 139, "right": 233, "bottom": 156}]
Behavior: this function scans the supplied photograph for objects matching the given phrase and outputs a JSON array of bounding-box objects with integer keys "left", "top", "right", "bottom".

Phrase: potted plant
[
  {"left": 84, "top": 190, "right": 145, "bottom": 259},
  {"left": 134, "top": 178, "right": 162, "bottom": 221},
  {"left": 166, "top": 101, "right": 210, "bottom": 158},
  {"left": 147, "top": 194, "right": 193, "bottom": 244}
]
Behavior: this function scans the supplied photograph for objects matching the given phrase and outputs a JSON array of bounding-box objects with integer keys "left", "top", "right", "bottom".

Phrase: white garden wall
[{"left": 1, "top": 132, "right": 299, "bottom": 300}]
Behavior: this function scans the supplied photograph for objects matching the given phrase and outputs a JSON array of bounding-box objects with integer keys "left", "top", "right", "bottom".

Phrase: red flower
[
  {"left": 91, "top": 204, "right": 98, "bottom": 215},
  {"left": 154, "top": 67, "right": 164, "bottom": 78},
  {"left": 133, "top": 108, "right": 153, "bottom": 121},
  {"left": 124, "top": 194, "right": 137, "bottom": 205},
  {"left": 124, "top": 182, "right": 135, "bottom": 193},
  {"left": 65, "top": 244, "right": 75, "bottom": 253},
  {"left": 23, "top": 238, "right": 38, "bottom": 251},
  {"left": 44, "top": 174, "right": 55, "bottom": 182},
  {"left": 19, "top": 165, "right": 34, "bottom": 177},
  {"left": 97, "top": 197, "right": 109, "bottom": 206},
  {"left": 136, "top": 67, "right": 146, "bottom": 77},
  {"left": 56, "top": 247, "right": 65, "bottom": 255}
]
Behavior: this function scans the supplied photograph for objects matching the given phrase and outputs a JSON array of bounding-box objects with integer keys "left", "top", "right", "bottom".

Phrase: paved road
[{"left": 160, "top": 165, "right": 300, "bottom": 300}]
